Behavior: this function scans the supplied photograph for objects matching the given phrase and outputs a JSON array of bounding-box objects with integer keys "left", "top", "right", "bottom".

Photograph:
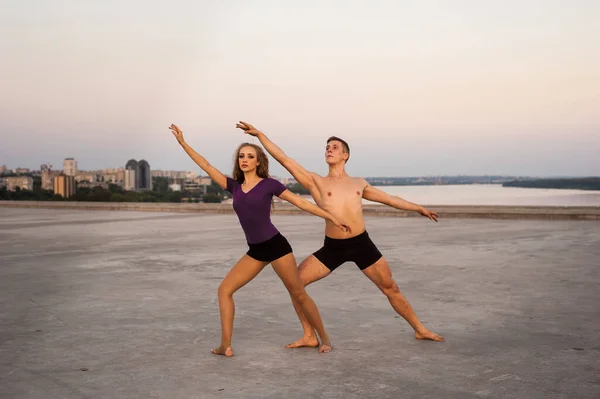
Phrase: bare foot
[
  {"left": 415, "top": 330, "right": 445, "bottom": 342},
  {"left": 318, "top": 341, "right": 333, "bottom": 353},
  {"left": 285, "top": 336, "right": 319, "bottom": 349},
  {"left": 211, "top": 345, "right": 234, "bottom": 356}
]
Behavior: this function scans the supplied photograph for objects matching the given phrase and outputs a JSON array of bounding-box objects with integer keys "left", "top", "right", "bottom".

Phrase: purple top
[{"left": 226, "top": 177, "right": 287, "bottom": 244}]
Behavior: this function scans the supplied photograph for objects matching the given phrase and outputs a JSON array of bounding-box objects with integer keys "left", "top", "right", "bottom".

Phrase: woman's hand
[
  {"left": 169, "top": 124, "right": 185, "bottom": 144},
  {"left": 236, "top": 121, "right": 262, "bottom": 137},
  {"left": 331, "top": 219, "right": 352, "bottom": 233}
]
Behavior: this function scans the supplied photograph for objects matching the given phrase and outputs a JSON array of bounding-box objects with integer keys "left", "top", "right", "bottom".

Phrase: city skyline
[
  {"left": 1, "top": 1, "right": 599, "bottom": 177},
  {"left": 0, "top": 157, "right": 597, "bottom": 179}
]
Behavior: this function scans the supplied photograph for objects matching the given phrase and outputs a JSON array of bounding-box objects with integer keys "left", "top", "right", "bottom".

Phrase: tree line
[
  {"left": 1, "top": 176, "right": 311, "bottom": 202},
  {"left": 0, "top": 177, "right": 228, "bottom": 203},
  {"left": 503, "top": 178, "right": 600, "bottom": 191}
]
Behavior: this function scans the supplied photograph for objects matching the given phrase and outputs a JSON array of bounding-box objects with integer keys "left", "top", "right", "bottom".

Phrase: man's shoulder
[{"left": 346, "top": 176, "right": 368, "bottom": 186}]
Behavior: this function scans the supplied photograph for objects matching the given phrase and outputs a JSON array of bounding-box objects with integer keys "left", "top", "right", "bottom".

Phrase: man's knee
[
  {"left": 298, "top": 272, "right": 312, "bottom": 287},
  {"left": 297, "top": 264, "right": 313, "bottom": 287},
  {"left": 381, "top": 280, "right": 400, "bottom": 298},
  {"left": 298, "top": 256, "right": 329, "bottom": 286}
]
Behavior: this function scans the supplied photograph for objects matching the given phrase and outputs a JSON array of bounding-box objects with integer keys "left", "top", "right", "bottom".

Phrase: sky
[{"left": 1, "top": 0, "right": 599, "bottom": 177}]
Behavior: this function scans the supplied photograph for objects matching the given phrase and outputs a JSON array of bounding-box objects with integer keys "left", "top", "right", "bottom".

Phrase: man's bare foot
[
  {"left": 318, "top": 341, "right": 333, "bottom": 353},
  {"left": 285, "top": 336, "right": 319, "bottom": 349},
  {"left": 415, "top": 330, "right": 445, "bottom": 342},
  {"left": 211, "top": 345, "right": 234, "bottom": 356}
]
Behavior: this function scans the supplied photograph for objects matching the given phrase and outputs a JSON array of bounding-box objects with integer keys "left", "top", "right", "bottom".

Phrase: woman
[{"left": 169, "top": 124, "right": 350, "bottom": 356}]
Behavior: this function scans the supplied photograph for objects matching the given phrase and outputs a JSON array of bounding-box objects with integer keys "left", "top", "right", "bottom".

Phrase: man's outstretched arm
[
  {"left": 362, "top": 183, "right": 439, "bottom": 222},
  {"left": 236, "top": 121, "right": 316, "bottom": 191}
]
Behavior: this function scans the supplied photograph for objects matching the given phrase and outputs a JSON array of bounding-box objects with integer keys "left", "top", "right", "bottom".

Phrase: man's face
[{"left": 325, "top": 140, "right": 348, "bottom": 164}]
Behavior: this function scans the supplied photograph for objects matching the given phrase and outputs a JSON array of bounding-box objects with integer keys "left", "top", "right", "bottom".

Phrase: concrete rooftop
[{"left": 0, "top": 208, "right": 599, "bottom": 398}]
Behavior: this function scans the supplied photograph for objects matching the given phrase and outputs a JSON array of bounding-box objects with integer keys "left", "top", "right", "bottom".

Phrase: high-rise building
[
  {"left": 0, "top": 165, "right": 7, "bottom": 175},
  {"left": 41, "top": 170, "right": 56, "bottom": 190},
  {"left": 125, "top": 159, "right": 138, "bottom": 191},
  {"left": 63, "top": 158, "right": 77, "bottom": 176},
  {"left": 137, "top": 160, "right": 152, "bottom": 191},
  {"left": 124, "top": 169, "right": 136, "bottom": 191},
  {"left": 124, "top": 159, "right": 152, "bottom": 191},
  {"left": 53, "top": 175, "right": 76, "bottom": 198}
]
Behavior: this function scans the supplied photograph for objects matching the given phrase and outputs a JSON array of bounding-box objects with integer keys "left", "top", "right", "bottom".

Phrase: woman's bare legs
[
  {"left": 211, "top": 255, "right": 268, "bottom": 356},
  {"left": 271, "top": 253, "right": 332, "bottom": 353}
]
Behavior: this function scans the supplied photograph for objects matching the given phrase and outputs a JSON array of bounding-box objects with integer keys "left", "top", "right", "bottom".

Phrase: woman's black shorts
[{"left": 246, "top": 232, "right": 293, "bottom": 263}]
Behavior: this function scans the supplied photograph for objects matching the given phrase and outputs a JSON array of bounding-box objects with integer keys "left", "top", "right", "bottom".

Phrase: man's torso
[{"left": 310, "top": 174, "right": 367, "bottom": 239}]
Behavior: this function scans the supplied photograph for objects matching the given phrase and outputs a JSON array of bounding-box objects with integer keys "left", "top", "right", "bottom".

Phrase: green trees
[
  {"left": 202, "top": 193, "right": 222, "bottom": 203},
  {"left": 503, "top": 178, "right": 600, "bottom": 190}
]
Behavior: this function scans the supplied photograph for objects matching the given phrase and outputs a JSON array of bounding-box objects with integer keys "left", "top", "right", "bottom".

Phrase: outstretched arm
[
  {"left": 362, "top": 183, "right": 439, "bottom": 222},
  {"left": 236, "top": 121, "right": 316, "bottom": 191},
  {"left": 169, "top": 124, "right": 227, "bottom": 190},
  {"left": 279, "top": 190, "right": 351, "bottom": 233}
]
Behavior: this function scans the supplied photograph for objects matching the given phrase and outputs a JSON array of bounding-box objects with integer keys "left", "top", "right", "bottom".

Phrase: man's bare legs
[
  {"left": 271, "top": 254, "right": 332, "bottom": 353},
  {"left": 285, "top": 255, "right": 331, "bottom": 349},
  {"left": 212, "top": 255, "right": 268, "bottom": 356},
  {"left": 362, "top": 257, "right": 444, "bottom": 342}
]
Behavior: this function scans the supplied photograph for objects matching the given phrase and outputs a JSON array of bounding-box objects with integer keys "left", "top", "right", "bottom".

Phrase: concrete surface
[
  {"left": 0, "top": 208, "right": 599, "bottom": 399},
  {"left": 1, "top": 200, "right": 600, "bottom": 220}
]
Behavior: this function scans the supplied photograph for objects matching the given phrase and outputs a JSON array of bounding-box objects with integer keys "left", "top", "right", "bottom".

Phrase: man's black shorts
[{"left": 313, "top": 230, "right": 382, "bottom": 271}]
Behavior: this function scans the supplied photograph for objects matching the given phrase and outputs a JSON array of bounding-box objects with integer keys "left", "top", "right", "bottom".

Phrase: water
[
  {"left": 366, "top": 184, "right": 600, "bottom": 206},
  {"left": 281, "top": 184, "right": 600, "bottom": 206}
]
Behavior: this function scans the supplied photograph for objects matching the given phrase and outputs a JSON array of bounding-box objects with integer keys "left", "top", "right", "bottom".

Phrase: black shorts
[
  {"left": 313, "top": 230, "right": 383, "bottom": 271},
  {"left": 246, "top": 232, "right": 293, "bottom": 263}
]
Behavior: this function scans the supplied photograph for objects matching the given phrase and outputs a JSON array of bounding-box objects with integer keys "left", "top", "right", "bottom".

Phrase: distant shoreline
[
  {"left": 368, "top": 182, "right": 600, "bottom": 191},
  {"left": 1, "top": 201, "right": 598, "bottom": 221},
  {"left": 502, "top": 178, "right": 600, "bottom": 191}
]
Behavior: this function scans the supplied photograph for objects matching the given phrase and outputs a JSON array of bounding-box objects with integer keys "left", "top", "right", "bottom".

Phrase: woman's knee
[
  {"left": 218, "top": 282, "right": 234, "bottom": 298},
  {"left": 290, "top": 288, "right": 309, "bottom": 304}
]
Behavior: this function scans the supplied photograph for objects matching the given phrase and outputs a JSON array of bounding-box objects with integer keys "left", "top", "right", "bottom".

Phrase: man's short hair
[{"left": 327, "top": 136, "right": 350, "bottom": 163}]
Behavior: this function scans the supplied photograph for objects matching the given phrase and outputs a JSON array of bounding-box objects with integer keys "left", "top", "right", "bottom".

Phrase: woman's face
[{"left": 238, "top": 146, "right": 259, "bottom": 173}]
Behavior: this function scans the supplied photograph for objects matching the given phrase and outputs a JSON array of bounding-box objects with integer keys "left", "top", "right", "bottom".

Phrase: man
[{"left": 236, "top": 121, "right": 444, "bottom": 347}]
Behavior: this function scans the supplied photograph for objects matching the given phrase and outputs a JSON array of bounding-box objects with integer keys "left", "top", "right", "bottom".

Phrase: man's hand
[
  {"left": 236, "top": 121, "right": 262, "bottom": 137},
  {"left": 419, "top": 207, "right": 439, "bottom": 222},
  {"left": 169, "top": 124, "right": 185, "bottom": 144}
]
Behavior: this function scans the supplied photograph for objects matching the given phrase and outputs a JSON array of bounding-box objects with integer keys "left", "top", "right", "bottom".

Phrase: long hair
[
  {"left": 232, "top": 143, "right": 271, "bottom": 183},
  {"left": 232, "top": 143, "right": 274, "bottom": 208}
]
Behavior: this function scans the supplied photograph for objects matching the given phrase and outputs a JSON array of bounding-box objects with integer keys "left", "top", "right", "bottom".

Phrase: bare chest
[{"left": 316, "top": 179, "right": 364, "bottom": 208}]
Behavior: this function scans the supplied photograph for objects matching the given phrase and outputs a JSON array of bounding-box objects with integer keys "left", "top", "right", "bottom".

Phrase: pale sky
[{"left": 1, "top": 0, "right": 599, "bottom": 177}]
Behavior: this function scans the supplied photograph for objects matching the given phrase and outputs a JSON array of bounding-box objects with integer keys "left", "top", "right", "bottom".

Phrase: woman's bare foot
[
  {"left": 211, "top": 345, "right": 234, "bottom": 356},
  {"left": 415, "top": 330, "right": 445, "bottom": 342},
  {"left": 285, "top": 336, "right": 319, "bottom": 349}
]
